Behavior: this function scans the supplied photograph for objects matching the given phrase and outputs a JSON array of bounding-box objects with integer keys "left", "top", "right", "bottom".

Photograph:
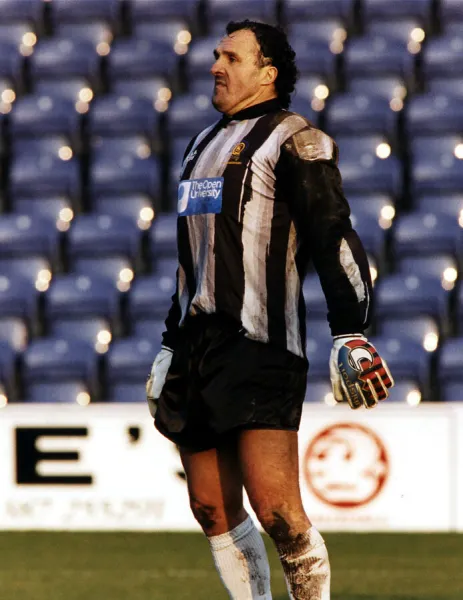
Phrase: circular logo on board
[
  {"left": 303, "top": 422, "right": 389, "bottom": 509},
  {"left": 177, "top": 181, "right": 190, "bottom": 213}
]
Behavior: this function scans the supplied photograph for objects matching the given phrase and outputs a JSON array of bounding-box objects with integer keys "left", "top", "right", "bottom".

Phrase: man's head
[{"left": 211, "top": 20, "right": 298, "bottom": 116}]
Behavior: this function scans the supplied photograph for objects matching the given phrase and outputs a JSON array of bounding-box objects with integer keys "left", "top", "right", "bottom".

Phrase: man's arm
[{"left": 280, "top": 126, "right": 372, "bottom": 336}]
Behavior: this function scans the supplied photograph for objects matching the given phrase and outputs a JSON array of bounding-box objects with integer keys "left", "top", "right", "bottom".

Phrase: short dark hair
[{"left": 226, "top": 20, "right": 299, "bottom": 110}]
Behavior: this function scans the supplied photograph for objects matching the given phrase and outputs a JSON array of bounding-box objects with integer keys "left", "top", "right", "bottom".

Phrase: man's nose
[{"left": 210, "top": 60, "right": 223, "bottom": 76}]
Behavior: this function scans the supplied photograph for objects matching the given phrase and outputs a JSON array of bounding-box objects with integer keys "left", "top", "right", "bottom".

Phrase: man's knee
[
  {"left": 254, "top": 502, "right": 308, "bottom": 542},
  {"left": 189, "top": 496, "right": 245, "bottom": 536}
]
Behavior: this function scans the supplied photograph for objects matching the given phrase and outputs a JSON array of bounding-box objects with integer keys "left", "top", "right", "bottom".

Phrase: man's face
[{"left": 210, "top": 29, "right": 275, "bottom": 116}]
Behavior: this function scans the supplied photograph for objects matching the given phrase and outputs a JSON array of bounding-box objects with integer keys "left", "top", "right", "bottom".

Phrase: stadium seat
[
  {"left": 45, "top": 274, "right": 122, "bottom": 347},
  {"left": 0, "top": 215, "right": 60, "bottom": 281},
  {"left": 0, "top": 273, "right": 39, "bottom": 334},
  {"left": 30, "top": 38, "right": 102, "bottom": 91},
  {"left": 132, "top": 20, "right": 191, "bottom": 52},
  {"left": 292, "top": 74, "right": 330, "bottom": 120},
  {"left": 54, "top": 23, "right": 114, "bottom": 50},
  {"left": 306, "top": 317, "right": 331, "bottom": 342},
  {"left": 50, "top": 0, "right": 119, "bottom": 26},
  {"left": 149, "top": 212, "right": 177, "bottom": 256},
  {"left": 422, "top": 35, "right": 463, "bottom": 85},
  {"left": 93, "top": 194, "right": 156, "bottom": 229},
  {"left": 377, "top": 315, "right": 440, "bottom": 352},
  {"left": 67, "top": 214, "right": 143, "bottom": 287},
  {"left": 288, "top": 39, "right": 337, "bottom": 84},
  {"left": 347, "top": 193, "right": 395, "bottom": 225},
  {"left": 0, "top": 22, "right": 38, "bottom": 48},
  {"left": 0, "top": 42, "right": 22, "bottom": 88},
  {"left": 0, "top": 338, "right": 17, "bottom": 400},
  {"left": 130, "top": 0, "right": 199, "bottom": 25},
  {"left": 415, "top": 193, "right": 463, "bottom": 220},
  {"left": 405, "top": 93, "right": 463, "bottom": 138},
  {"left": 345, "top": 36, "right": 416, "bottom": 87},
  {"left": 88, "top": 95, "right": 160, "bottom": 148},
  {"left": 349, "top": 212, "right": 387, "bottom": 265},
  {"left": 283, "top": 0, "right": 355, "bottom": 24},
  {"left": 337, "top": 135, "right": 402, "bottom": 198},
  {"left": 438, "top": 338, "right": 463, "bottom": 400},
  {"left": 108, "top": 38, "right": 179, "bottom": 92},
  {"left": 22, "top": 337, "right": 99, "bottom": 401},
  {"left": 392, "top": 210, "right": 463, "bottom": 260},
  {"left": 303, "top": 273, "right": 327, "bottom": 321},
  {"left": 441, "top": 0, "right": 463, "bottom": 34},
  {"left": 455, "top": 286, "right": 463, "bottom": 334},
  {"left": 370, "top": 334, "right": 431, "bottom": 393},
  {"left": 375, "top": 273, "right": 451, "bottom": 328},
  {"left": 206, "top": 0, "right": 277, "bottom": 24},
  {"left": 288, "top": 97, "right": 319, "bottom": 126},
  {"left": 12, "top": 195, "right": 74, "bottom": 230},
  {"left": 363, "top": 0, "right": 433, "bottom": 25},
  {"left": 166, "top": 93, "right": 219, "bottom": 139},
  {"left": 0, "top": 317, "right": 28, "bottom": 352},
  {"left": 366, "top": 19, "right": 428, "bottom": 45},
  {"left": 9, "top": 94, "right": 81, "bottom": 149},
  {"left": 34, "top": 77, "right": 94, "bottom": 103},
  {"left": 397, "top": 255, "right": 458, "bottom": 288},
  {"left": 288, "top": 19, "right": 347, "bottom": 49},
  {"left": 89, "top": 136, "right": 161, "bottom": 200},
  {"left": 325, "top": 92, "right": 398, "bottom": 139},
  {"left": 105, "top": 337, "right": 159, "bottom": 402},
  {"left": 9, "top": 147, "right": 81, "bottom": 200},
  {"left": 305, "top": 379, "right": 333, "bottom": 404},
  {"left": 0, "top": 0, "right": 43, "bottom": 26},
  {"left": 185, "top": 36, "right": 219, "bottom": 82},
  {"left": 410, "top": 135, "right": 463, "bottom": 196},
  {"left": 128, "top": 274, "right": 177, "bottom": 330}
]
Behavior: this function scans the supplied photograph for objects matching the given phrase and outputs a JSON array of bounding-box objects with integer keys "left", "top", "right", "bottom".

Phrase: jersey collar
[{"left": 219, "top": 99, "right": 282, "bottom": 126}]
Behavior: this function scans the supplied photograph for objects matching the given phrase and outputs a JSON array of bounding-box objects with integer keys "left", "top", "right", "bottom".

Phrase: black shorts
[{"left": 154, "top": 313, "right": 308, "bottom": 451}]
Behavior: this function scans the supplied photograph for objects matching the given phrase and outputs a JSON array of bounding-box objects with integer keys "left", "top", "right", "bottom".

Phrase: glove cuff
[
  {"left": 333, "top": 333, "right": 364, "bottom": 341},
  {"left": 161, "top": 345, "right": 174, "bottom": 353}
]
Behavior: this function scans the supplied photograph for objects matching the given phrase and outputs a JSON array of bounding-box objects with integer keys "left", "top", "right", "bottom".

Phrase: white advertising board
[{"left": 0, "top": 403, "right": 459, "bottom": 531}]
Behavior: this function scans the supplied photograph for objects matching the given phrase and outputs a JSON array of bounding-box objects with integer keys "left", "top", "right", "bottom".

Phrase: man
[{"left": 147, "top": 20, "right": 394, "bottom": 599}]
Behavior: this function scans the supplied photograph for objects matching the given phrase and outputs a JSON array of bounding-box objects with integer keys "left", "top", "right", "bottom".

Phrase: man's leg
[
  {"left": 180, "top": 435, "right": 272, "bottom": 599},
  {"left": 238, "top": 429, "right": 330, "bottom": 600}
]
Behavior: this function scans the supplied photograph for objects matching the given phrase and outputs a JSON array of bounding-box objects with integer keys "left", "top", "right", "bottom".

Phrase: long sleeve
[
  {"left": 161, "top": 269, "right": 182, "bottom": 350},
  {"left": 279, "top": 126, "right": 373, "bottom": 336}
]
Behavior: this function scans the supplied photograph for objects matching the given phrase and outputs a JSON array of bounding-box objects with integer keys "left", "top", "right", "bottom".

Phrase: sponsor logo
[
  {"left": 178, "top": 177, "right": 224, "bottom": 216},
  {"left": 303, "top": 422, "right": 389, "bottom": 508}
]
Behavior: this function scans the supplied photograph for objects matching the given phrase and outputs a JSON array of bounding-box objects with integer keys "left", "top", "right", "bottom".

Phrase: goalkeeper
[{"left": 147, "top": 19, "right": 394, "bottom": 600}]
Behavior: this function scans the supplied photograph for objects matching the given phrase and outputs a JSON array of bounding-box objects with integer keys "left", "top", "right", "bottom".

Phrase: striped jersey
[{"left": 162, "top": 99, "right": 372, "bottom": 358}]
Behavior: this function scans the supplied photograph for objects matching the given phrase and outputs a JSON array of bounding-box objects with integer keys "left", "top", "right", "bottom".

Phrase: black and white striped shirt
[{"left": 162, "top": 99, "right": 372, "bottom": 358}]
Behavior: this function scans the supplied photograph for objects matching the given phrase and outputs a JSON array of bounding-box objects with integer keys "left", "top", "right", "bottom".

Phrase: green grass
[{"left": 0, "top": 532, "right": 462, "bottom": 599}]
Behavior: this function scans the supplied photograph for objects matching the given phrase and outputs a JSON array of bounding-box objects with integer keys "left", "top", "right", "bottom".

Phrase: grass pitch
[{"left": 1, "top": 532, "right": 462, "bottom": 599}]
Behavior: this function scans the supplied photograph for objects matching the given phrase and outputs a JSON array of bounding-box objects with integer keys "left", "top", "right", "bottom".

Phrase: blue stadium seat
[
  {"left": 289, "top": 19, "right": 347, "bottom": 48},
  {"left": 305, "top": 379, "right": 333, "bottom": 404},
  {"left": 367, "top": 19, "right": 428, "bottom": 44},
  {"left": 108, "top": 38, "right": 179, "bottom": 91},
  {"left": 0, "top": 0, "right": 43, "bottom": 26},
  {"left": 89, "top": 136, "right": 161, "bottom": 200},
  {"left": 10, "top": 94, "right": 81, "bottom": 148},
  {"left": 133, "top": 20, "right": 191, "bottom": 51},
  {"left": 392, "top": 210, "right": 462, "bottom": 259},
  {"left": 150, "top": 213, "right": 178, "bottom": 258},
  {"left": 0, "top": 273, "right": 39, "bottom": 333},
  {"left": 22, "top": 337, "right": 99, "bottom": 401},
  {"left": 428, "top": 77, "right": 463, "bottom": 98},
  {"left": 423, "top": 35, "right": 463, "bottom": 85},
  {"left": 185, "top": 36, "right": 218, "bottom": 81},
  {"left": 50, "top": 0, "right": 119, "bottom": 25},
  {"left": 0, "top": 317, "right": 28, "bottom": 352},
  {"left": 207, "top": 0, "right": 276, "bottom": 22},
  {"left": 12, "top": 195, "right": 74, "bottom": 229},
  {"left": 397, "top": 255, "right": 458, "bottom": 286},
  {"left": 416, "top": 193, "right": 463, "bottom": 220},
  {"left": 377, "top": 315, "right": 440, "bottom": 352},
  {"left": 34, "top": 77, "right": 93, "bottom": 102},
  {"left": 0, "top": 42, "right": 22, "bottom": 87},
  {"left": 349, "top": 212, "right": 387, "bottom": 264},
  {"left": 292, "top": 74, "right": 331, "bottom": 121},
  {"left": 0, "top": 22, "right": 37, "bottom": 47},
  {"left": 410, "top": 135, "right": 463, "bottom": 196},
  {"left": 54, "top": 23, "right": 114, "bottom": 49},
  {"left": 10, "top": 148, "right": 81, "bottom": 200},
  {"left": 363, "top": 0, "right": 433, "bottom": 25},
  {"left": 344, "top": 36, "right": 416, "bottom": 87},
  {"left": 132, "top": 316, "right": 168, "bottom": 340},
  {"left": 88, "top": 95, "right": 160, "bottom": 142},
  {"left": 166, "top": 93, "right": 219, "bottom": 138},
  {"left": 284, "top": 0, "right": 355, "bottom": 24},
  {"left": 347, "top": 193, "right": 395, "bottom": 225},
  {"left": 0, "top": 215, "right": 60, "bottom": 279},
  {"left": 130, "top": 0, "right": 199, "bottom": 24},
  {"left": 106, "top": 337, "right": 158, "bottom": 402},
  {"left": 325, "top": 93, "right": 398, "bottom": 139},
  {"left": 441, "top": 0, "right": 463, "bottom": 34},
  {"left": 349, "top": 76, "right": 407, "bottom": 102},
  {"left": 456, "top": 286, "right": 463, "bottom": 333},
  {"left": 337, "top": 135, "right": 402, "bottom": 198},
  {"left": 67, "top": 214, "right": 142, "bottom": 286},
  {"left": 289, "top": 97, "right": 319, "bottom": 126},
  {"left": 405, "top": 93, "right": 463, "bottom": 138},
  {"left": 369, "top": 334, "right": 431, "bottom": 393},
  {"left": 93, "top": 194, "right": 155, "bottom": 229},
  {"left": 128, "top": 274, "right": 177, "bottom": 329},
  {"left": 289, "top": 39, "right": 337, "bottom": 83},
  {"left": 45, "top": 274, "right": 121, "bottom": 346},
  {"left": 306, "top": 317, "right": 331, "bottom": 342},
  {"left": 0, "top": 339, "right": 16, "bottom": 400},
  {"left": 375, "top": 273, "right": 451, "bottom": 327},
  {"left": 438, "top": 338, "right": 463, "bottom": 400},
  {"left": 30, "top": 38, "right": 101, "bottom": 90}
]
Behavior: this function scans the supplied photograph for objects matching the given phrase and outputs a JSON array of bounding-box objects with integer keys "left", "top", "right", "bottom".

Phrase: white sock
[
  {"left": 208, "top": 515, "right": 272, "bottom": 599},
  {"left": 275, "top": 526, "right": 330, "bottom": 600}
]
